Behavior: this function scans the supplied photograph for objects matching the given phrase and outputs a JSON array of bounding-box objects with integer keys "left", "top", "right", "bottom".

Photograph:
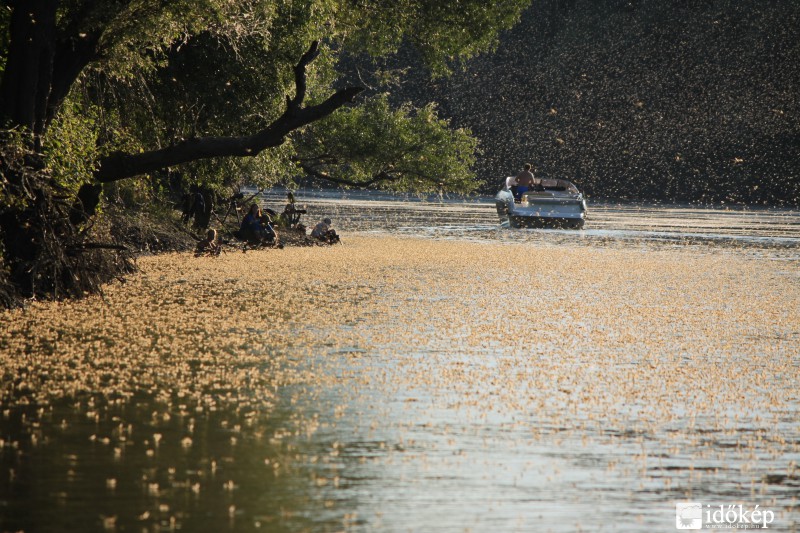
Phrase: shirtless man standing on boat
[{"left": 514, "top": 163, "right": 536, "bottom": 200}]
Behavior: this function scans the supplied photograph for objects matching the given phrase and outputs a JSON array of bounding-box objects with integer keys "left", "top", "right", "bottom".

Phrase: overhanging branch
[{"left": 94, "top": 41, "right": 363, "bottom": 183}]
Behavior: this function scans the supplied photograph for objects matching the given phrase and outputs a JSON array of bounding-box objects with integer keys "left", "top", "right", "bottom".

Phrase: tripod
[
  {"left": 216, "top": 189, "right": 263, "bottom": 226},
  {"left": 218, "top": 196, "right": 242, "bottom": 225}
]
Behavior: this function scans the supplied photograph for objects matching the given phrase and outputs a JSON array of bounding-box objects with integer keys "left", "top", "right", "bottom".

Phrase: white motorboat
[{"left": 495, "top": 178, "right": 587, "bottom": 229}]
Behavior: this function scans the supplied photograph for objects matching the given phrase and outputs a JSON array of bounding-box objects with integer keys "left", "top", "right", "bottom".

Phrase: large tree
[{"left": 0, "top": 0, "right": 531, "bottom": 305}]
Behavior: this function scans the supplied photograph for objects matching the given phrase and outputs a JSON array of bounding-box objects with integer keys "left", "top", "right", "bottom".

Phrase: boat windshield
[{"left": 530, "top": 179, "right": 580, "bottom": 194}]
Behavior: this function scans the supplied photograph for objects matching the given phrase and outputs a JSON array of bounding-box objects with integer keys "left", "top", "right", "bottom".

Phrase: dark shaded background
[{"left": 386, "top": 0, "right": 799, "bottom": 205}]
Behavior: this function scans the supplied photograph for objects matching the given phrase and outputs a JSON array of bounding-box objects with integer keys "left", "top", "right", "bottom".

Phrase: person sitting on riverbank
[
  {"left": 281, "top": 192, "right": 307, "bottom": 229},
  {"left": 195, "top": 229, "right": 221, "bottom": 257},
  {"left": 311, "top": 217, "right": 340, "bottom": 244},
  {"left": 238, "top": 204, "right": 277, "bottom": 246}
]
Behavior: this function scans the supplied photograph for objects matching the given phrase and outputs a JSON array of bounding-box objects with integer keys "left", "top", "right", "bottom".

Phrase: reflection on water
[
  {"left": 0, "top": 397, "right": 351, "bottom": 532},
  {"left": 1, "top": 191, "right": 799, "bottom": 532}
]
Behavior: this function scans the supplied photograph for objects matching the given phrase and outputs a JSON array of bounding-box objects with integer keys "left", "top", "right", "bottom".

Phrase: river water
[{"left": 1, "top": 191, "right": 798, "bottom": 532}]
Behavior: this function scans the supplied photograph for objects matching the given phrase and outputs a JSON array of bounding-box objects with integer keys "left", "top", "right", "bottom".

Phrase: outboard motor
[{"left": 495, "top": 188, "right": 514, "bottom": 223}]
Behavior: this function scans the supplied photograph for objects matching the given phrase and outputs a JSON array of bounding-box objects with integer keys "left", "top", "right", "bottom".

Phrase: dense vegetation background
[{"left": 388, "top": 0, "right": 800, "bottom": 205}]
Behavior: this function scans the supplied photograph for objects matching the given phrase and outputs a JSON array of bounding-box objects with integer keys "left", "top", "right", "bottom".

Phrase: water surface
[{"left": 1, "top": 194, "right": 798, "bottom": 532}]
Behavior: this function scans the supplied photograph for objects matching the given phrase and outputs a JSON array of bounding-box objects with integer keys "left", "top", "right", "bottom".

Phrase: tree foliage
[
  {"left": 294, "top": 94, "right": 478, "bottom": 192},
  {"left": 1, "top": 0, "right": 530, "bottom": 191},
  {"left": 1, "top": 0, "right": 534, "bottom": 184}
]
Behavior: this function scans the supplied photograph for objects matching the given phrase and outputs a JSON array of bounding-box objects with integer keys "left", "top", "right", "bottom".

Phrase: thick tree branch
[
  {"left": 290, "top": 41, "right": 319, "bottom": 110},
  {"left": 94, "top": 42, "right": 363, "bottom": 184}
]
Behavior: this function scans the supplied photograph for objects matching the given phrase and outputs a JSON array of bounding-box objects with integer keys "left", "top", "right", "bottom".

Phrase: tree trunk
[
  {"left": 0, "top": 0, "right": 57, "bottom": 137},
  {"left": 0, "top": 1, "right": 102, "bottom": 139}
]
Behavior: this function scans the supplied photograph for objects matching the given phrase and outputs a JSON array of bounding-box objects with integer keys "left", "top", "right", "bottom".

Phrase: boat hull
[
  {"left": 495, "top": 186, "right": 587, "bottom": 230},
  {"left": 509, "top": 215, "right": 584, "bottom": 229}
]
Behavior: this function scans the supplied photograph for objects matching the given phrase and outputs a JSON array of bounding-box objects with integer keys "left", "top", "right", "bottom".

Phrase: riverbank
[
  {"left": 1, "top": 235, "right": 798, "bottom": 531},
  {"left": 0, "top": 200, "right": 335, "bottom": 310}
]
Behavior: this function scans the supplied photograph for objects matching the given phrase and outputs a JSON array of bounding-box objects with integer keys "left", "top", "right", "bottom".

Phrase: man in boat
[{"left": 515, "top": 163, "right": 536, "bottom": 200}]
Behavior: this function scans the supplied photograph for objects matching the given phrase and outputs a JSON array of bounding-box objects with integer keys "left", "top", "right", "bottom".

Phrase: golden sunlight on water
[{"left": 1, "top": 235, "right": 799, "bottom": 531}]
